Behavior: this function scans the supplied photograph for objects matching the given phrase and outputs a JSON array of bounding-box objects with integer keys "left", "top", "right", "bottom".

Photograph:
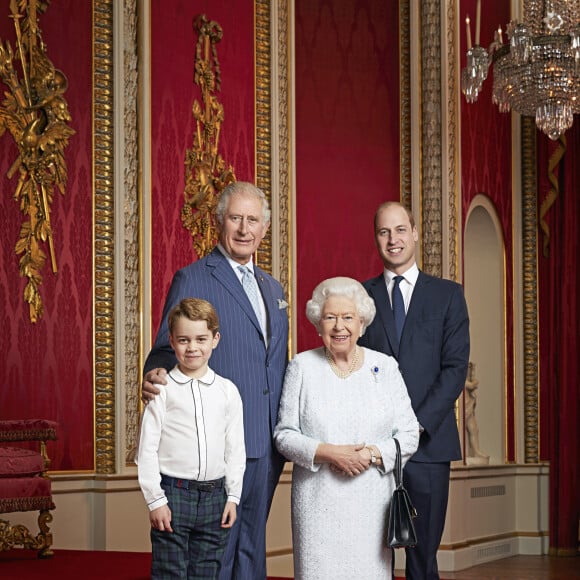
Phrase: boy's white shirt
[{"left": 136, "top": 365, "right": 246, "bottom": 511}]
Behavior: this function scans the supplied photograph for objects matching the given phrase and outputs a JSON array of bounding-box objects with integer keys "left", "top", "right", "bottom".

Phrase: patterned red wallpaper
[
  {"left": 150, "top": 0, "right": 256, "bottom": 338},
  {"left": 0, "top": 2, "right": 94, "bottom": 470},
  {"left": 295, "top": 0, "right": 401, "bottom": 351}
]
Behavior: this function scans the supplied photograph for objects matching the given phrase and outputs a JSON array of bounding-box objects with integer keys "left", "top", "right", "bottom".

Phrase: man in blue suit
[
  {"left": 359, "top": 201, "right": 470, "bottom": 580},
  {"left": 142, "top": 182, "right": 289, "bottom": 579}
]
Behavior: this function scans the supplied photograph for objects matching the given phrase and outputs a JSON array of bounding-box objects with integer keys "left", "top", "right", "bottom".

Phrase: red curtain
[{"left": 537, "top": 123, "right": 580, "bottom": 553}]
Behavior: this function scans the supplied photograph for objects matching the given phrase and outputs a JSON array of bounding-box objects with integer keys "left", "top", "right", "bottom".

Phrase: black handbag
[{"left": 387, "top": 438, "right": 418, "bottom": 548}]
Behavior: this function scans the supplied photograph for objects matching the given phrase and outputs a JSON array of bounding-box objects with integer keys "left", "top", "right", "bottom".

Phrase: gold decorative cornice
[
  {"left": 521, "top": 116, "right": 539, "bottom": 463},
  {"left": 274, "top": 0, "right": 291, "bottom": 297},
  {"left": 445, "top": 0, "right": 459, "bottom": 281},
  {"left": 123, "top": 0, "right": 141, "bottom": 466},
  {"left": 255, "top": 0, "right": 272, "bottom": 274},
  {"left": 93, "top": 0, "right": 115, "bottom": 474},
  {"left": 420, "top": 0, "right": 443, "bottom": 277},
  {"left": 399, "top": 0, "right": 411, "bottom": 210}
]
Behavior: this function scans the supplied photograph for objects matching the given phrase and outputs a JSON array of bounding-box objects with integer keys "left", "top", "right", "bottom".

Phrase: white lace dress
[{"left": 274, "top": 347, "right": 419, "bottom": 580}]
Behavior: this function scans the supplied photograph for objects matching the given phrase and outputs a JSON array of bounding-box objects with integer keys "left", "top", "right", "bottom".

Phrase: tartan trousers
[{"left": 151, "top": 475, "right": 230, "bottom": 579}]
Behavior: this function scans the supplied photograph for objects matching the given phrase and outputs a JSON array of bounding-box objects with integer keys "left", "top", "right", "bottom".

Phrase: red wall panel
[
  {"left": 0, "top": 2, "right": 94, "bottom": 470},
  {"left": 150, "top": 0, "right": 256, "bottom": 338},
  {"left": 295, "top": 0, "right": 401, "bottom": 351}
]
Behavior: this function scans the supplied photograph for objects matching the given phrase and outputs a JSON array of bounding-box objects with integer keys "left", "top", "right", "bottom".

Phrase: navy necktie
[{"left": 392, "top": 275, "right": 406, "bottom": 341}]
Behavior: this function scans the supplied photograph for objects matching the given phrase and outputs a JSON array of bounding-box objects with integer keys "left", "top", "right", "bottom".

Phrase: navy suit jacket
[
  {"left": 360, "top": 271, "right": 470, "bottom": 462},
  {"left": 144, "top": 248, "right": 289, "bottom": 459}
]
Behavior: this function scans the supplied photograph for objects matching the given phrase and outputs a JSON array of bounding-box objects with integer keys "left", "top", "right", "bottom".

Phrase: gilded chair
[{"left": 0, "top": 419, "right": 58, "bottom": 558}]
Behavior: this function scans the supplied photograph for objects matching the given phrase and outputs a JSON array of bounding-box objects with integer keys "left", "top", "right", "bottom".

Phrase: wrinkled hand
[
  {"left": 328, "top": 443, "right": 370, "bottom": 477},
  {"left": 149, "top": 504, "right": 173, "bottom": 532},
  {"left": 141, "top": 368, "right": 167, "bottom": 403}
]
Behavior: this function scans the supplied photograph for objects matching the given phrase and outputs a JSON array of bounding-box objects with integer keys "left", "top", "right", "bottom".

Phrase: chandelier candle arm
[
  {"left": 475, "top": 0, "right": 481, "bottom": 46},
  {"left": 466, "top": 16, "right": 472, "bottom": 50}
]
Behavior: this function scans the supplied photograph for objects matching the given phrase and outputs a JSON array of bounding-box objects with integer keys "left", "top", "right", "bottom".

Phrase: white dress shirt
[
  {"left": 217, "top": 243, "right": 269, "bottom": 343},
  {"left": 136, "top": 366, "right": 246, "bottom": 511},
  {"left": 382, "top": 262, "right": 424, "bottom": 432},
  {"left": 383, "top": 262, "right": 419, "bottom": 313}
]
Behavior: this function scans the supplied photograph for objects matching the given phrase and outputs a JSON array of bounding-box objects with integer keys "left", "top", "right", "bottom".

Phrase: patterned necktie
[
  {"left": 238, "top": 265, "right": 266, "bottom": 335},
  {"left": 392, "top": 275, "right": 406, "bottom": 341}
]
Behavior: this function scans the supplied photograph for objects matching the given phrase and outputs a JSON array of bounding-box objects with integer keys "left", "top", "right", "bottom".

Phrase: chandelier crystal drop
[{"left": 461, "top": 0, "right": 580, "bottom": 140}]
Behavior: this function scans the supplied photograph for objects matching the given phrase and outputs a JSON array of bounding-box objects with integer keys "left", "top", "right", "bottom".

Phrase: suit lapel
[
  {"left": 367, "top": 275, "right": 400, "bottom": 356},
  {"left": 255, "top": 265, "right": 277, "bottom": 348},
  {"left": 400, "top": 271, "right": 431, "bottom": 346},
  {"left": 207, "top": 249, "right": 264, "bottom": 336}
]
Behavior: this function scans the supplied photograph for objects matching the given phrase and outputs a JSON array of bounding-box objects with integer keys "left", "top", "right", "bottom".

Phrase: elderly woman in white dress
[{"left": 274, "top": 277, "right": 419, "bottom": 580}]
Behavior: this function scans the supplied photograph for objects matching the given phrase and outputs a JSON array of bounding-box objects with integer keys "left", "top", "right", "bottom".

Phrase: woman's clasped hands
[{"left": 318, "top": 442, "right": 372, "bottom": 477}]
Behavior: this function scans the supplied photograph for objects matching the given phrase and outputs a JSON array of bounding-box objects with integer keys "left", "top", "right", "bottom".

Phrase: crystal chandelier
[{"left": 461, "top": 0, "right": 580, "bottom": 140}]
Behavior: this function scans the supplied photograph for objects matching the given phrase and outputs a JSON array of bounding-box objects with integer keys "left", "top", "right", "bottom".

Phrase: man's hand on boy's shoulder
[{"left": 141, "top": 368, "right": 168, "bottom": 403}]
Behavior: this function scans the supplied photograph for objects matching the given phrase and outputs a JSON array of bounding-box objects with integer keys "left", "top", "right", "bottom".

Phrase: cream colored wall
[
  {"left": 4, "top": 462, "right": 547, "bottom": 575},
  {"left": 464, "top": 200, "right": 506, "bottom": 463},
  {"left": 2, "top": 469, "right": 294, "bottom": 575},
  {"left": 440, "top": 464, "right": 549, "bottom": 570}
]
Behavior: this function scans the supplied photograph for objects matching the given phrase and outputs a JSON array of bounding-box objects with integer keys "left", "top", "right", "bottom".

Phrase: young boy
[{"left": 137, "top": 298, "right": 245, "bottom": 579}]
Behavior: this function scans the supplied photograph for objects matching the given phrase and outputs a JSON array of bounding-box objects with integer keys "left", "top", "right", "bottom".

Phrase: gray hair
[
  {"left": 216, "top": 181, "right": 271, "bottom": 225},
  {"left": 306, "top": 277, "right": 376, "bottom": 332}
]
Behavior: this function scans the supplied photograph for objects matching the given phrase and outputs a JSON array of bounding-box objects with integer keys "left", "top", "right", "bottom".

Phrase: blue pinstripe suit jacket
[{"left": 144, "top": 248, "right": 289, "bottom": 458}]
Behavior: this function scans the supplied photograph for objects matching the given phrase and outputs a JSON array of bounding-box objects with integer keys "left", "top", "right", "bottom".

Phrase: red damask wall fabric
[
  {"left": 150, "top": 0, "right": 255, "bottom": 337},
  {"left": 0, "top": 2, "right": 94, "bottom": 470},
  {"left": 295, "top": 0, "right": 401, "bottom": 351},
  {"left": 460, "top": 0, "right": 515, "bottom": 461},
  {"left": 537, "top": 125, "right": 580, "bottom": 552}
]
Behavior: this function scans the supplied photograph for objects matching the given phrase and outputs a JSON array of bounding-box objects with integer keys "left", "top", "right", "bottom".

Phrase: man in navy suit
[
  {"left": 142, "top": 182, "right": 289, "bottom": 580},
  {"left": 359, "top": 201, "right": 470, "bottom": 580}
]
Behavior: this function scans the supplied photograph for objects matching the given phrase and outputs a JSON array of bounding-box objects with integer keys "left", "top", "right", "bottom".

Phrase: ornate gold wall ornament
[
  {"left": 539, "top": 134, "right": 566, "bottom": 258},
  {"left": 0, "top": 0, "right": 75, "bottom": 323},
  {"left": 181, "top": 14, "right": 236, "bottom": 259}
]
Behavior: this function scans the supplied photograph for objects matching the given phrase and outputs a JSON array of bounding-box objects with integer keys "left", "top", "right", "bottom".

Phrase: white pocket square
[{"left": 278, "top": 299, "right": 289, "bottom": 309}]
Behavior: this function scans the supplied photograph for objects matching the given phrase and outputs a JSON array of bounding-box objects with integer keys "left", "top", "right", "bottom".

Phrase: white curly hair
[{"left": 306, "top": 276, "right": 376, "bottom": 332}]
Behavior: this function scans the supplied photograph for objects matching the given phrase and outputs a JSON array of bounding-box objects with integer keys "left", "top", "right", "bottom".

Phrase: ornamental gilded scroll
[
  {"left": 0, "top": 0, "right": 75, "bottom": 322},
  {"left": 181, "top": 15, "right": 236, "bottom": 259}
]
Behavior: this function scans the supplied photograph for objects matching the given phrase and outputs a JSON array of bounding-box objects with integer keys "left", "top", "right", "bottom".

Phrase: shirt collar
[
  {"left": 217, "top": 243, "right": 255, "bottom": 275},
  {"left": 383, "top": 262, "right": 419, "bottom": 286},
  {"left": 169, "top": 365, "right": 216, "bottom": 386}
]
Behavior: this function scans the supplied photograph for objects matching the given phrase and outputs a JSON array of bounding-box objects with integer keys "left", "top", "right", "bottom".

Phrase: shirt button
[{"left": 263, "top": 389, "right": 270, "bottom": 395}]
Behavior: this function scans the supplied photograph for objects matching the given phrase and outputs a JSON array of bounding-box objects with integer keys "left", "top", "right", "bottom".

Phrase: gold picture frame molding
[{"left": 93, "top": 0, "right": 115, "bottom": 473}]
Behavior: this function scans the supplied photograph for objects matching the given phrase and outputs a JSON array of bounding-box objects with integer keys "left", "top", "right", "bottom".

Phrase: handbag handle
[
  {"left": 393, "top": 437, "right": 403, "bottom": 489},
  {"left": 393, "top": 437, "right": 418, "bottom": 518}
]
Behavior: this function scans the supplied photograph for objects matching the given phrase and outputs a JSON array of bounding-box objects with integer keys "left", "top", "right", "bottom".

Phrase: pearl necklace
[{"left": 325, "top": 346, "right": 359, "bottom": 379}]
